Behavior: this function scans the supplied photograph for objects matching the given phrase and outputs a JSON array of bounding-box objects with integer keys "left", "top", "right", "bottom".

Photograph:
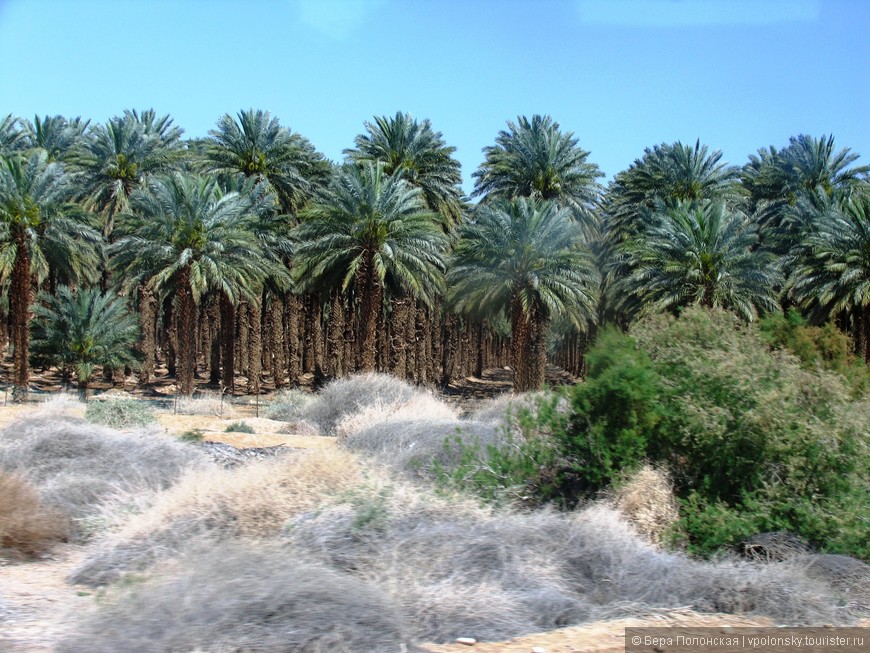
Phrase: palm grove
[{"left": 1, "top": 110, "right": 869, "bottom": 400}]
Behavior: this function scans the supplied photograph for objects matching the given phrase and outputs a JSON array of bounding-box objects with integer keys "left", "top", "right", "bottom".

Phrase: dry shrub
[
  {"left": 59, "top": 540, "right": 409, "bottom": 653},
  {"left": 611, "top": 464, "right": 680, "bottom": 545},
  {"left": 0, "top": 471, "right": 69, "bottom": 558},
  {"left": 334, "top": 393, "right": 458, "bottom": 440},
  {"left": 0, "top": 416, "right": 211, "bottom": 541},
  {"left": 32, "top": 393, "right": 86, "bottom": 419},
  {"left": 71, "top": 448, "right": 365, "bottom": 586},
  {"left": 288, "top": 490, "right": 844, "bottom": 643},
  {"left": 301, "top": 373, "right": 422, "bottom": 434},
  {"left": 341, "top": 417, "right": 499, "bottom": 479},
  {"left": 173, "top": 391, "right": 237, "bottom": 417},
  {"left": 265, "top": 388, "right": 317, "bottom": 421}
]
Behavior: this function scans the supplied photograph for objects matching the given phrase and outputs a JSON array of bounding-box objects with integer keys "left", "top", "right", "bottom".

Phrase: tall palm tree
[
  {"left": 0, "top": 115, "right": 28, "bottom": 156},
  {"left": 0, "top": 151, "right": 99, "bottom": 399},
  {"left": 472, "top": 114, "right": 604, "bottom": 237},
  {"left": 25, "top": 115, "right": 89, "bottom": 163},
  {"left": 345, "top": 111, "right": 465, "bottom": 231},
  {"left": 72, "top": 109, "right": 183, "bottom": 238},
  {"left": 448, "top": 197, "right": 599, "bottom": 391},
  {"left": 292, "top": 162, "right": 447, "bottom": 371},
  {"left": 110, "top": 172, "right": 273, "bottom": 394},
  {"left": 788, "top": 189, "right": 870, "bottom": 360},
  {"left": 742, "top": 134, "right": 869, "bottom": 256},
  {"left": 203, "top": 109, "right": 330, "bottom": 214},
  {"left": 612, "top": 200, "right": 781, "bottom": 322},
  {"left": 30, "top": 286, "right": 140, "bottom": 398}
]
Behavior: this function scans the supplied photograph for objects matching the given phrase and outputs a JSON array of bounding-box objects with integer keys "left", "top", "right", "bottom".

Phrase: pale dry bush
[
  {"left": 32, "top": 393, "right": 86, "bottom": 419},
  {"left": 173, "top": 391, "right": 237, "bottom": 418},
  {"left": 301, "top": 373, "right": 421, "bottom": 434},
  {"left": 289, "top": 491, "right": 844, "bottom": 643},
  {"left": 264, "top": 388, "right": 317, "bottom": 421},
  {"left": 610, "top": 464, "right": 680, "bottom": 546},
  {"left": 71, "top": 447, "right": 366, "bottom": 586},
  {"left": 341, "top": 416, "right": 499, "bottom": 480},
  {"left": 0, "top": 471, "right": 69, "bottom": 559},
  {"left": 0, "top": 416, "right": 211, "bottom": 542},
  {"left": 333, "top": 392, "right": 457, "bottom": 440},
  {"left": 60, "top": 540, "right": 410, "bottom": 653}
]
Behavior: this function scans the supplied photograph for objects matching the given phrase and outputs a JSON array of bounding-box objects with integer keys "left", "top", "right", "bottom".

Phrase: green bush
[
  {"left": 85, "top": 399, "right": 156, "bottom": 429},
  {"left": 224, "top": 421, "right": 254, "bottom": 434},
  {"left": 454, "top": 307, "right": 870, "bottom": 559}
]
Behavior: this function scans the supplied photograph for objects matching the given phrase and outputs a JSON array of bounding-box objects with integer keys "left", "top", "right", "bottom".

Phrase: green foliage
[
  {"left": 85, "top": 399, "right": 156, "bottom": 429},
  {"left": 30, "top": 286, "right": 141, "bottom": 389},
  {"left": 451, "top": 307, "right": 870, "bottom": 559},
  {"left": 224, "top": 421, "right": 254, "bottom": 434},
  {"left": 760, "top": 309, "right": 870, "bottom": 395},
  {"left": 179, "top": 428, "right": 205, "bottom": 442}
]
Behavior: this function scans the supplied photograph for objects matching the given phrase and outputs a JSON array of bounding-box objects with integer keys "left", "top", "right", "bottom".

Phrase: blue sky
[{"left": 1, "top": 0, "right": 867, "bottom": 194}]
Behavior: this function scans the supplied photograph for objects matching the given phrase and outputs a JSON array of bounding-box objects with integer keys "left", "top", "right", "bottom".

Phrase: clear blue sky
[{"left": 1, "top": 0, "right": 867, "bottom": 194}]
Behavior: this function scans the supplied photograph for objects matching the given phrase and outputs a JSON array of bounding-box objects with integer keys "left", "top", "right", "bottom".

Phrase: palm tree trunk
[
  {"left": 440, "top": 312, "right": 456, "bottom": 387},
  {"left": 220, "top": 293, "right": 235, "bottom": 392},
  {"left": 286, "top": 293, "right": 301, "bottom": 386},
  {"left": 271, "top": 295, "right": 286, "bottom": 389},
  {"left": 414, "top": 302, "right": 429, "bottom": 384},
  {"left": 358, "top": 255, "right": 382, "bottom": 372},
  {"left": 208, "top": 297, "right": 221, "bottom": 385},
  {"left": 328, "top": 289, "right": 345, "bottom": 378},
  {"left": 246, "top": 300, "right": 262, "bottom": 395},
  {"left": 138, "top": 285, "right": 157, "bottom": 385},
  {"left": 404, "top": 298, "right": 416, "bottom": 379},
  {"left": 511, "top": 292, "right": 533, "bottom": 393},
  {"left": 390, "top": 296, "right": 410, "bottom": 376},
  {"left": 10, "top": 237, "right": 31, "bottom": 401},
  {"left": 175, "top": 265, "right": 197, "bottom": 396},
  {"left": 237, "top": 302, "right": 249, "bottom": 379},
  {"left": 528, "top": 309, "right": 549, "bottom": 390}
]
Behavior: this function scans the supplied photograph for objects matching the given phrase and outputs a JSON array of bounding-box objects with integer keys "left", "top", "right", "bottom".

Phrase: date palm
[
  {"left": 612, "top": 200, "right": 781, "bottom": 322},
  {"left": 72, "top": 109, "right": 183, "bottom": 238},
  {"left": 0, "top": 115, "right": 28, "bottom": 156},
  {"left": 345, "top": 111, "right": 465, "bottom": 231},
  {"left": 0, "top": 151, "right": 100, "bottom": 399},
  {"left": 473, "top": 115, "right": 604, "bottom": 238},
  {"left": 292, "top": 162, "right": 447, "bottom": 371},
  {"left": 204, "top": 109, "right": 329, "bottom": 214},
  {"left": 25, "top": 115, "right": 89, "bottom": 163},
  {"left": 110, "top": 172, "right": 274, "bottom": 394},
  {"left": 742, "top": 134, "right": 869, "bottom": 256},
  {"left": 448, "top": 197, "right": 598, "bottom": 391},
  {"left": 788, "top": 189, "right": 870, "bottom": 360},
  {"left": 30, "top": 286, "right": 140, "bottom": 397}
]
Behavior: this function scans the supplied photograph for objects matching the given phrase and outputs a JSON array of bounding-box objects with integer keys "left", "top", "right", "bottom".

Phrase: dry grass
[
  {"left": 334, "top": 392, "right": 458, "bottom": 440},
  {"left": 59, "top": 540, "right": 410, "bottom": 653},
  {"left": 288, "top": 488, "right": 846, "bottom": 643},
  {"left": 341, "top": 417, "right": 499, "bottom": 480},
  {"left": 302, "top": 373, "right": 422, "bottom": 434},
  {"left": 71, "top": 448, "right": 366, "bottom": 586},
  {"left": 0, "top": 415, "right": 211, "bottom": 542},
  {"left": 0, "top": 471, "right": 69, "bottom": 559},
  {"left": 610, "top": 464, "right": 680, "bottom": 546},
  {"left": 173, "top": 391, "right": 238, "bottom": 418}
]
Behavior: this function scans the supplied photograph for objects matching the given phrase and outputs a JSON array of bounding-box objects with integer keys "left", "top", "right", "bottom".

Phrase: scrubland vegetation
[
  {"left": 3, "top": 305, "right": 867, "bottom": 652},
  {"left": 1, "top": 107, "right": 869, "bottom": 650}
]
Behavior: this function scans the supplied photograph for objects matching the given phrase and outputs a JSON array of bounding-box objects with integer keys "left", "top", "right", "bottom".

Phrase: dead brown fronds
[
  {"left": 0, "top": 470, "right": 69, "bottom": 559},
  {"left": 610, "top": 464, "right": 680, "bottom": 546}
]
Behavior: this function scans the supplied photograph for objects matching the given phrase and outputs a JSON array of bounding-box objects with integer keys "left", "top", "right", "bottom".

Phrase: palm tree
[
  {"left": 30, "top": 286, "right": 140, "bottom": 398},
  {"left": 612, "top": 200, "right": 781, "bottom": 322},
  {"left": 448, "top": 197, "right": 599, "bottom": 391},
  {"left": 788, "top": 189, "right": 870, "bottom": 360},
  {"left": 292, "top": 162, "right": 447, "bottom": 371},
  {"left": 0, "top": 115, "right": 28, "bottom": 156},
  {"left": 203, "top": 109, "right": 329, "bottom": 214},
  {"left": 110, "top": 172, "right": 274, "bottom": 395},
  {"left": 345, "top": 111, "right": 465, "bottom": 231},
  {"left": 742, "top": 135, "right": 869, "bottom": 257},
  {"left": 472, "top": 115, "right": 604, "bottom": 237},
  {"left": 72, "top": 109, "right": 183, "bottom": 238},
  {"left": 0, "top": 151, "right": 99, "bottom": 400},
  {"left": 25, "top": 115, "right": 89, "bottom": 163}
]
